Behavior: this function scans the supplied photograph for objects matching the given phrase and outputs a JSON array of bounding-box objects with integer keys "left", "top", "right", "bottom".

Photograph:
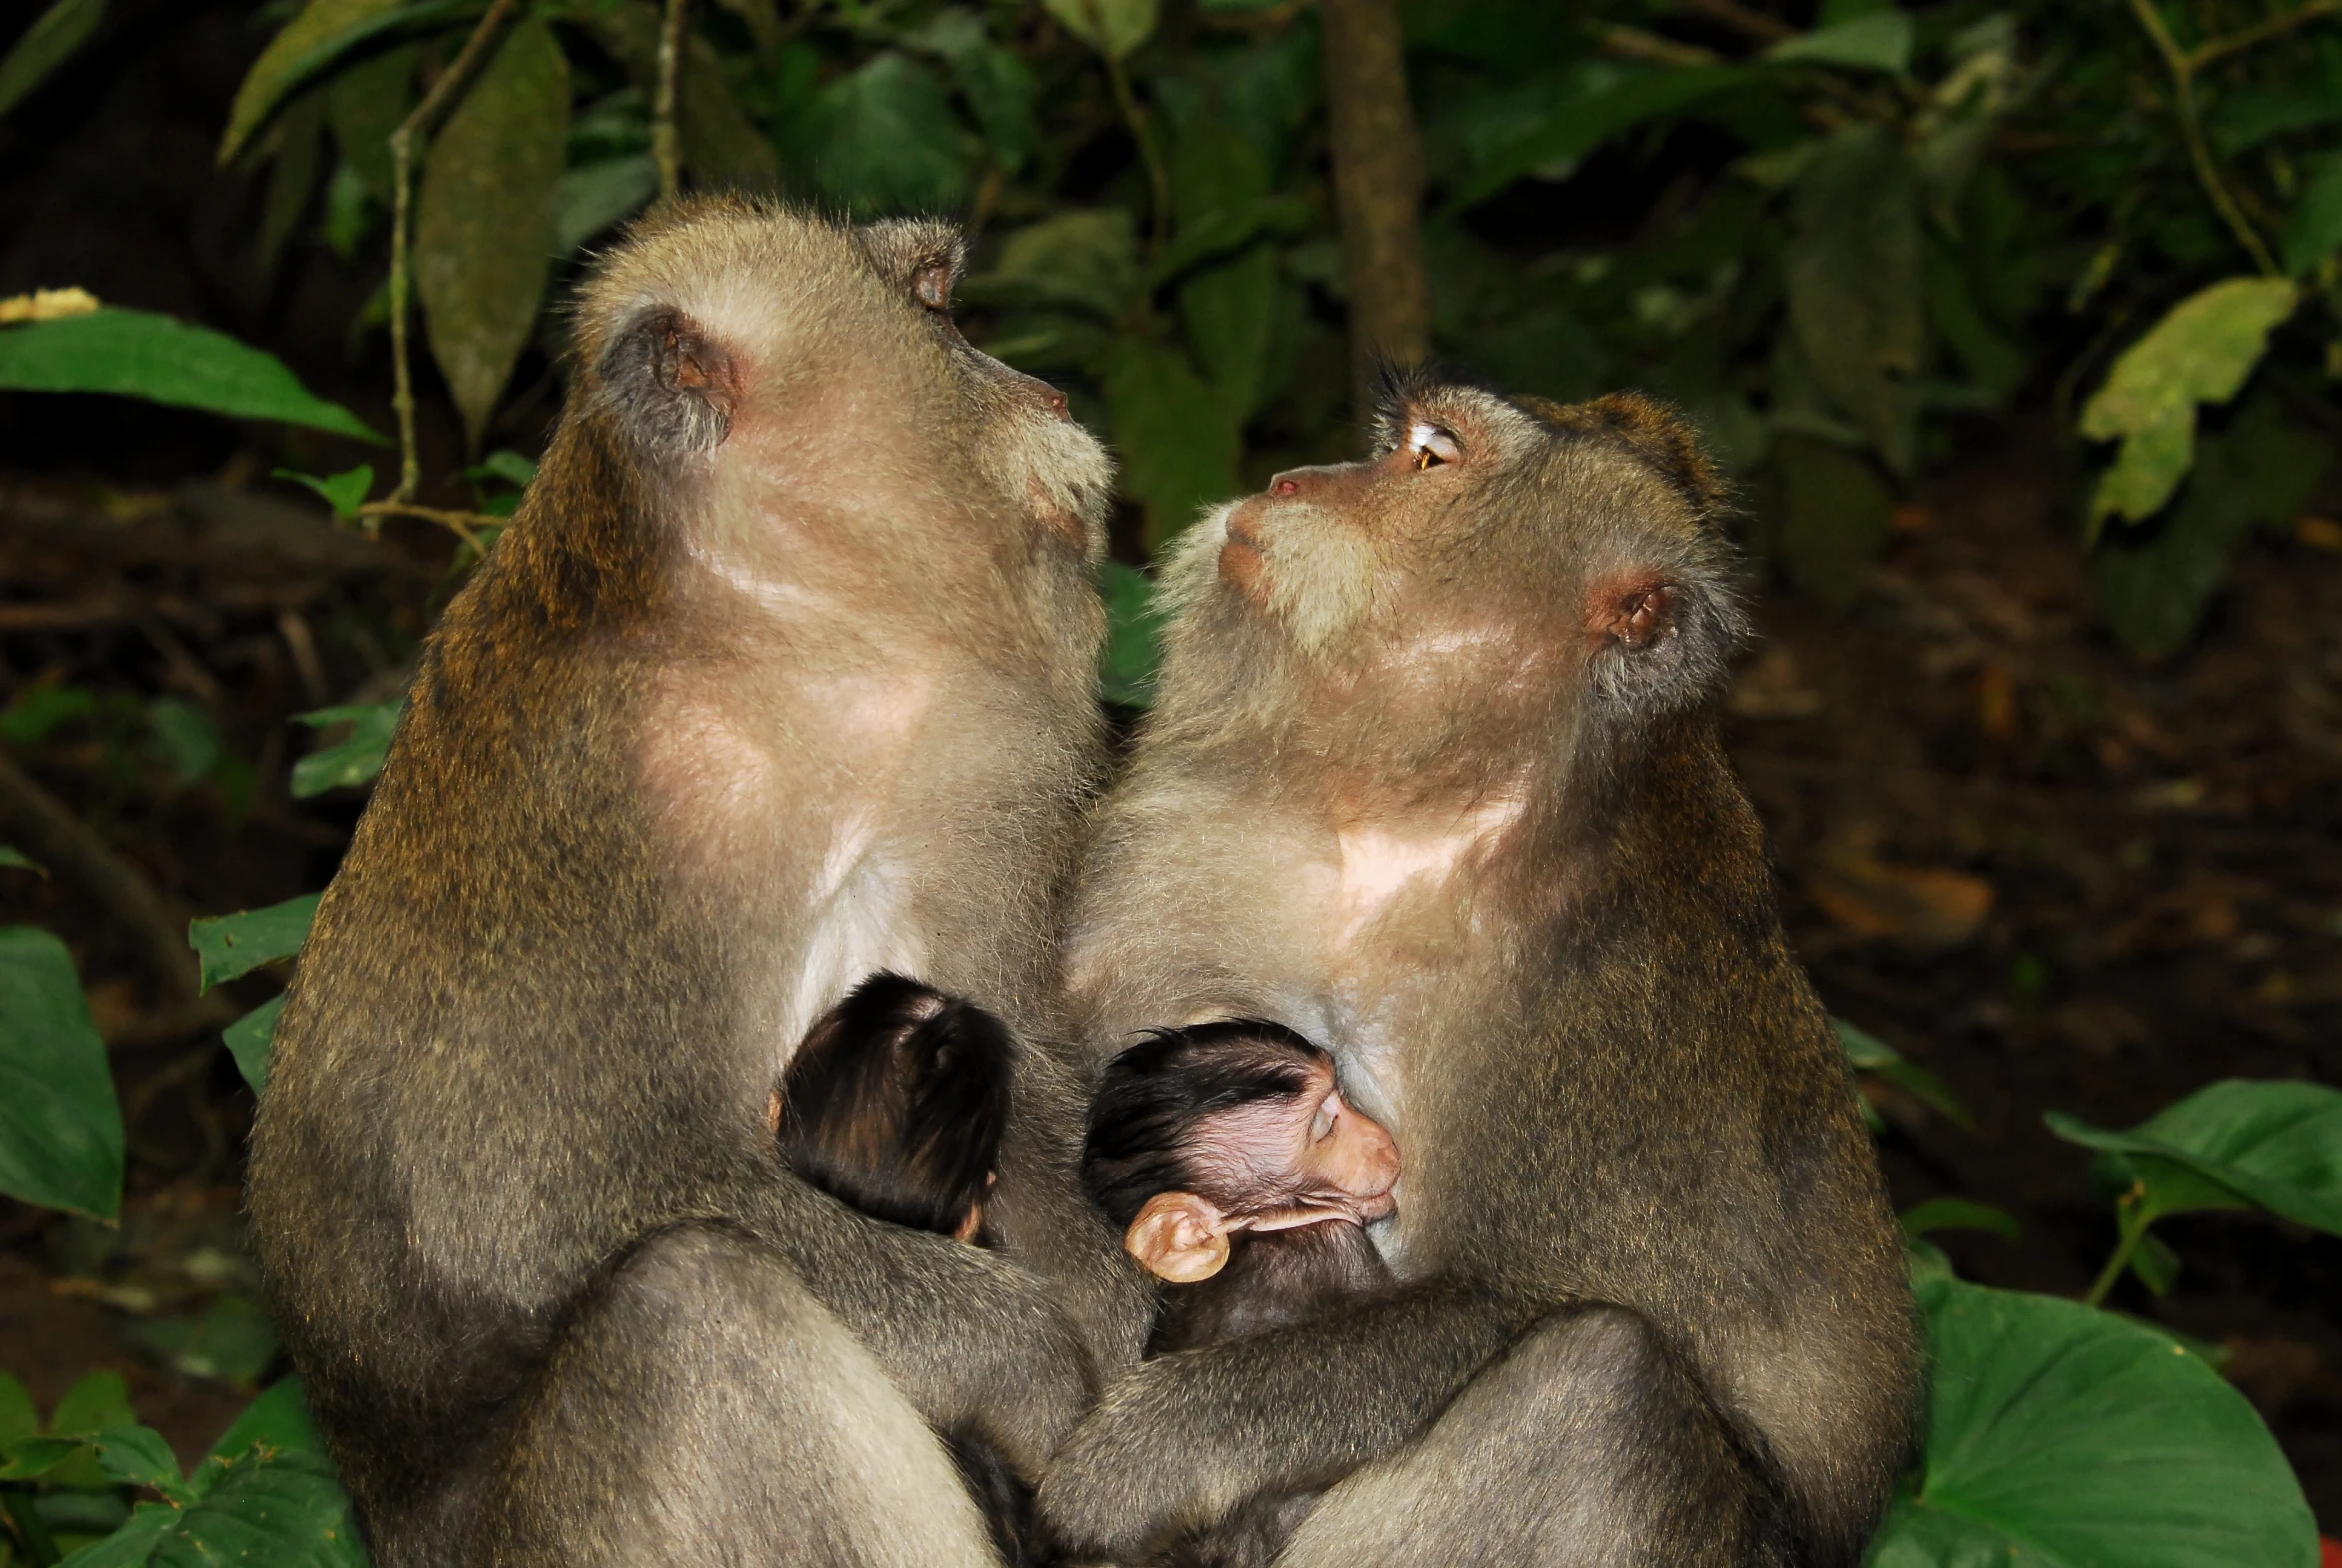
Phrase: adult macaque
[
  {"left": 1045, "top": 379, "right": 1920, "bottom": 1566},
  {"left": 246, "top": 201, "right": 1152, "bottom": 1567}
]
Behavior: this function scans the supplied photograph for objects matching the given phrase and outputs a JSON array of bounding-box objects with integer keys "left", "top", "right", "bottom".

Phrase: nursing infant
[{"left": 779, "top": 974, "right": 1401, "bottom": 1566}]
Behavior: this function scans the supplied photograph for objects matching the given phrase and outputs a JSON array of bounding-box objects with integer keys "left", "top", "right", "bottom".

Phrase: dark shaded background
[{"left": 1, "top": 2, "right": 2335, "bottom": 1528}]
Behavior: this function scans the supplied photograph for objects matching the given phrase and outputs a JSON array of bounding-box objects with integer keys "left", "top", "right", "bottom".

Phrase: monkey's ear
[
  {"left": 857, "top": 218, "right": 968, "bottom": 314},
  {"left": 1124, "top": 1192, "right": 1232, "bottom": 1284},
  {"left": 597, "top": 307, "right": 739, "bottom": 454},
  {"left": 1586, "top": 567, "right": 1743, "bottom": 715}
]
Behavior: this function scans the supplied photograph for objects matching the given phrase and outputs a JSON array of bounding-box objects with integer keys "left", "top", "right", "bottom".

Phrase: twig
[
  {"left": 2189, "top": 0, "right": 2339, "bottom": 72},
  {"left": 1100, "top": 47, "right": 1171, "bottom": 251},
  {"left": 654, "top": 0, "right": 689, "bottom": 200},
  {"left": 1597, "top": 23, "right": 1723, "bottom": 68},
  {"left": 1677, "top": 0, "right": 1795, "bottom": 46},
  {"left": 2082, "top": 1192, "right": 2150, "bottom": 1308},
  {"left": 356, "top": 499, "right": 493, "bottom": 554},
  {"left": 2121, "top": 0, "right": 2281, "bottom": 277},
  {"left": 384, "top": 0, "right": 525, "bottom": 507},
  {"left": 0, "top": 748, "right": 201, "bottom": 1001}
]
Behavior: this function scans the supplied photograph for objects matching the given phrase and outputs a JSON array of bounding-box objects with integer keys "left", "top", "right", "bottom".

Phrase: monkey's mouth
[{"left": 1219, "top": 515, "right": 1266, "bottom": 593}]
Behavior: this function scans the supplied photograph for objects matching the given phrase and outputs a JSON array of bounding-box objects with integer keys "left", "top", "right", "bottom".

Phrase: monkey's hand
[
  {"left": 1033, "top": 1282, "right": 1532, "bottom": 1560},
  {"left": 755, "top": 1177, "right": 1101, "bottom": 1475}
]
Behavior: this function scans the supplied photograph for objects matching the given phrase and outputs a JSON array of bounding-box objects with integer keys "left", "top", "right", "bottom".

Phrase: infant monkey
[
  {"left": 775, "top": 973, "right": 1031, "bottom": 1560},
  {"left": 1079, "top": 1021, "right": 1400, "bottom": 1566}
]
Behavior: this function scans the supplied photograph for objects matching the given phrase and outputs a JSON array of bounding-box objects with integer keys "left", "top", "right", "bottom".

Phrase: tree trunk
[{"left": 1320, "top": 0, "right": 1432, "bottom": 432}]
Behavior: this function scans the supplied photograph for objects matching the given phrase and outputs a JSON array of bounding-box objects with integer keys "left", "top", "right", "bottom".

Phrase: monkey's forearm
[
  {"left": 739, "top": 1177, "right": 1100, "bottom": 1474},
  {"left": 1034, "top": 1282, "right": 1536, "bottom": 1559}
]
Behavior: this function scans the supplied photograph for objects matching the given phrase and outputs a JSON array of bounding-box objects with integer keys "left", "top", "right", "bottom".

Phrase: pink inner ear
[
  {"left": 664, "top": 320, "right": 742, "bottom": 416},
  {"left": 1590, "top": 577, "right": 1678, "bottom": 647},
  {"left": 913, "top": 264, "right": 951, "bottom": 311}
]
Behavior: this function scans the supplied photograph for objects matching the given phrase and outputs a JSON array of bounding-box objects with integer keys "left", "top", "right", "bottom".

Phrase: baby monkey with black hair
[{"left": 1080, "top": 1021, "right": 1401, "bottom": 1566}]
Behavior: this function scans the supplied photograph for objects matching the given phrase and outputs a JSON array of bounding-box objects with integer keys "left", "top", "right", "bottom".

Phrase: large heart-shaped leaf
[
  {"left": 415, "top": 15, "right": 569, "bottom": 449},
  {"left": 0, "top": 927, "right": 123, "bottom": 1220},
  {"left": 189, "top": 894, "right": 321, "bottom": 992},
  {"left": 0, "top": 310, "right": 380, "bottom": 440},
  {"left": 2045, "top": 1079, "right": 2342, "bottom": 1238},
  {"left": 2079, "top": 277, "right": 2298, "bottom": 535},
  {"left": 1866, "top": 1275, "right": 2317, "bottom": 1568}
]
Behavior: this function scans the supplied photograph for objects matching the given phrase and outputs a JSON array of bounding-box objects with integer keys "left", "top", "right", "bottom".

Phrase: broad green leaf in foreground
[
  {"left": 0, "top": 310, "right": 380, "bottom": 440},
  {"left": 0, "top": 0, "right": 108, "bottom": 121},
  {"left": 189, "top": 894, "right": 321, "bottom": 992},
  {"left": 416, "top": 16, "right": 569, "bottom": 448},
  {"left": 223, "top": 997, "right": 284, "bottom": 1095},
  {"left": 1099, "top": 561, "right": 1165, "bottom": 708},
  {"left": 1044, "top": 0, "right": 1158, "bottom": 61},
  {"left": 291, "top": 701, "right": 403, "bottom": 797},
  {"left": 2079, "top": 278, "right": 2299, "bottom": 535},
  {"left": 0, "top": 927, "right": 124, "bottom": 1220},
  {"left": 2045, "top": 1078, "right": 2342, "bottom": 1238},
  {"left": 55, "top": 1446, "right": 368, "bottom": 1568},
  {"left": 1865, "top": 1275, "right": 2315, "bottom": 1568}
]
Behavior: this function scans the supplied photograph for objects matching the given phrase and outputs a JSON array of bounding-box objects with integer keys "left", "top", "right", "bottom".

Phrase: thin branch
[
  {"left": 1596, "top": 24, "right": 1723, "bottom": 68},
  {"left": 1677, "top": 0, "right": 1795, "bottom": 46},
  {"left": 356, "top": 499, "right": 493, "bottom": 554},
  {"left": 2121, "top": 0, "right": 2281, "bottom": 277},
  {"left": 654, "top": 0, "right": 690, "bottom": 200},
  {"left": 2188, "top": 0, "right": 2339, "bottom": 72},
  {"left": 2082, "top": 1195, "right": 2150, "bottom": 1309},
  {"left": 1101, "top": 48, "right": 1171, "bottom": 251},
  {"left": 384, "top": 0, "right": 525, "bottom": 507},
  {"left": 0, "top": 748, "right": 200, "bottom": 1001}
]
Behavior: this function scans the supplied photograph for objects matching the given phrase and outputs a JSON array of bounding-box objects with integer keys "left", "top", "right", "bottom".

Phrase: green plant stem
[
  {"left": 1101, "top": 47, "right": 1171, "bottom": 251},
  {"left": 383, "top": 0, "right": 523, "bottom": 508},
  {"left": 2121, "top": 0, "right": 2281, "bottom": 277},
  {"left": 654, "top": 0, "right": 689, "bottom": 200},
  {"left": 356, "top": 499, "right": 490, "bottom": 553},
  {"left": 2082, "top": 1202, "right": 2150, "bottom": 1308},
  {"left": 2189, "top": 0, "right": 2339, "bottom": 72}
]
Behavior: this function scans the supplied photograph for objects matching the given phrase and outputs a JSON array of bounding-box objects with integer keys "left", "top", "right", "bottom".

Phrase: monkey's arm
[
  {"left": 739, "top": 1176, "right": 1102, "bottom": 1476},
  {"left": 1033, "top": 1281, "right": 1537, "bottom": 1559}
]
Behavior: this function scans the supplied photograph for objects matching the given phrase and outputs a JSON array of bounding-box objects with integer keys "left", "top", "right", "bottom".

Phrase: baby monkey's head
[
  {"left": 1081, "top": 1022, "right": 1400, "bottom": 1284},
  {"left": 780, "top": 973, "right": 1012, "bottom": 1242}
]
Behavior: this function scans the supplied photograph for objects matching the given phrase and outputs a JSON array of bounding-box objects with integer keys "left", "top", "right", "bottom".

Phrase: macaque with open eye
[
  {"left": 246, "top": 200, "right": 1155, "bottom": 1568},
  {"left": 1045, "top": 377, "right": 1919, "bottom": 1567},
  {"left": 1082, "top": 1022, "right": 1397, "bottom": 1352}
]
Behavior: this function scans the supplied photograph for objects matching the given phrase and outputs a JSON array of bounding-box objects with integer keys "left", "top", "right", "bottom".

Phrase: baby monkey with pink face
[{"left": 1081, "top": 1020, "right": 1400, "bottom": 1354}]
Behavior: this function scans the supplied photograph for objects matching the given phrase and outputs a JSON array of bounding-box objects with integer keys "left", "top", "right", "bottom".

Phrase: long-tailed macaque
[
  {"left": 245, "top": 200, "right": 1153, "bottom": 1567},
  {"left": 1042, "top": 378, "right": 1920, "bottom": 1566}
]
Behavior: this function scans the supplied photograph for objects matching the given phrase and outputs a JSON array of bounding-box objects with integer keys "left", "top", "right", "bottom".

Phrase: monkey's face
[
  {"left": 1164, "top": 374, "right": 1744, "bottom": 748},
  {"left": 1195, "top": 1059, "right": 1400, "bottom": 1225}
]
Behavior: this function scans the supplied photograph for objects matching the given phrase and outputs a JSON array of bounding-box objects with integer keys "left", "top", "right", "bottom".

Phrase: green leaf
[
  {"left": 1445, "top": 64, "right": 1751, "bottom": 214},
  {"left": 0, "top": 1434, "right": 86, "bottom": 1480},
  {"left": 1865, "top": 1275, "right": 2316, "bottom": 1568},
  {"left": 1784, "top": 126, "right": 1924, "bottom": 474},
  {"left": 0, "top": 310, "right": 381, "bottom": 440},
  {"left": 219, "top": 0, "right": 411, "bottom": 164},
  {"left": 52, "top": 1370, "right": 135, "bottom": 1435},
  {"left": 291, "top": 700, "right": 402, "bottom": 797},
  {"left": 0, "top": 927, "right": 123, "bottom": 1221},
  {"left": 1043, "top": 0, "right": 1158, "bottom": 61},
  {"left": 1180, "top": 248, "right": 1277, "bottom": 420},
  {"left": 208, "top": 1379, "right": 326, "bottom": 1464},
  {"left": 916, "top": 10, "right": 1036, "bottom": 174},
  {"left": 1769, "top": 436, "right": 1895, "bottom": 609},
  {"left": 0, "top": 683, "right": 94, "bottom": 742},
  {"left": 568, "top": 2, "right": 779, "bottom": 191},
  {"left": 801, "top": 51, "right": 970, "bottom": 217},
  {"left": 56, "top": 1448, "right": 367, "bottom": 1568},
  {"left": 146, "top": 699, "right": 223, "bottom": 788},
  {"left": 2091, "top": 394, "right": 2330, "bottom": 658},
  {"left": 94, "top": 1425, "right": 192, "bottom": 1503},
  {"left": 1103, "top": 337, "right": 1241, "bottom": 554},
  {"left": 222, "top": 997, "right": 283, "bottom": 1095},
  {"left": 0, "top": 1370, "right": 36, "bottom": 1445},
  {"left": 188, "top": 894, "right": 321, "bottom": 992},
  {"left": 133, "top": 1295, "right": 280, "bottom": 1389},
  {"left": 415, "top": 15, "right": 568, "bottom": 449},
  {"left": 0, "top": 845, "right": 44, "bottom": 873},
  {"left": 2281, "top": 153, "right": 2342, "bottom": 279},
  {"left": 258, "top": 93, "right": 327, "bottom": 278},
  {"left": 974, "top": 209, "right": 1141, "bottom": 320},
  {"left": 1098, "top": 561, "right": 1165, "bottom": 708},
  {"left": 1148, "top": 196, "right": 1313, "bottom": 292},
  {"left": 325, "top": 40, "right": 417, "bottom": 201},
  {"left": 2045, "top": 1079, "right": 2342, "bottom": 1238},
  {"left": 0, "top": 0, "right": 107, "bottom": 120},
  {"left": 276, "top": 463, "right": 375, "bottom": 520},
  {"left": 1764, "top": 11, "right": 1913, "bottom": 73},
  {"left": 2079, "top": 277, "right": 2299, "bottom": 534},
  {"left": 1899, "top": 1197, "right": 2019, "bottom": 1242},
  {"left": 1836, "top": 1017, "right": 1973, "bottom": 1129},
  {"left": 555, "top": 155, "right": 658, "bottom": 255}
]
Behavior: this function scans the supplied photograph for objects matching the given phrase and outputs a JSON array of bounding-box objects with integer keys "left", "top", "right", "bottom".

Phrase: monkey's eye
[
  {"left": 1310, "top": 1094, "right": 1339, "bottom": 1142},
  {"left": 1406, "top": 424, "right": 1460, "bottom": 471}
]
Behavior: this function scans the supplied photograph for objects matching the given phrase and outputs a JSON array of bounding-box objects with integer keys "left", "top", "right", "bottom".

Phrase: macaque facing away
[{"left": 1079, "top": 1022, "right": 1399, "bottom": 1565}]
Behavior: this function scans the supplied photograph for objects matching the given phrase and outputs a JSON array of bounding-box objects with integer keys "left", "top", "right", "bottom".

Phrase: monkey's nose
[
  {"left": 1270, "top": 472, "right": 1301, "bottom": 497},
  {"left": 1045, "top": 389, "right": 1070, "bottom": 421}
]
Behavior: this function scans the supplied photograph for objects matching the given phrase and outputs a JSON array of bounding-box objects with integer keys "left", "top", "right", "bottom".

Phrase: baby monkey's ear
[
  {"left": 1125, "top": 1192, "right": 1233, "bottom": 1284},
  {"left": 598, "top": 306, "right": 740, "bottom": 455}
]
